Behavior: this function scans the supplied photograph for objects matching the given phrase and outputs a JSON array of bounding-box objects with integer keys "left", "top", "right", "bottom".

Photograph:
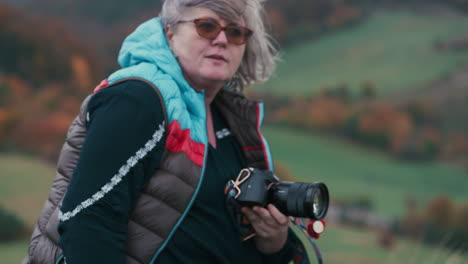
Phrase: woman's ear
[{"left": 165, "top": 25, "right": 174, "bottom": 44}]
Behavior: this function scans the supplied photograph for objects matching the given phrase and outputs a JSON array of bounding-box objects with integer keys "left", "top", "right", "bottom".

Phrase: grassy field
[
  {"left": 255, "top": 11, "right": 468, "bottom": 97},
  {"left": 3, "top": 225, "right": 467, "bottom": 264},
  {"left": 263, "top": 125, "right": 468, "bottom": 218},
  {"left": 0, "top": 240, "right": 28, "bottom": 264},
  {"left": 308, "top": 224, "right": 468, "bottom": 264},
  {"left": 0, "top": 154, "right": 55, "bottom": 228}
]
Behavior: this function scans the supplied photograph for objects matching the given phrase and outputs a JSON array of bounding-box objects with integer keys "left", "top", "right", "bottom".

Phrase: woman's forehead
[{"left": 180, "top": 6, "right": 245, "bottom": 26}]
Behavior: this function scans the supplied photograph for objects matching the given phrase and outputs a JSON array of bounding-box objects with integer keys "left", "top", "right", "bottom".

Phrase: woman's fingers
[
  {"left": 241, "top": 205, "right": 290, "bottom": 254},
  {"left": 266, "top": 204, "right": 289, "bottom": 226},
  {"left": 250, "top": 205, "right": 288, "bottom": 227},
  {"left": 241, "top": 205, "right": 289, "bottom": 238},
  {"left": 242, "top": 207, "right": 269, "bottom": 232},
  {"left": 241, "top": 207, "right": 256, "bottom": 220},
  {"left": 242, "top": 206, "right": 288, "bottom": 226},
  {"left": 253, "top": 206, "right": 277, "bottom": 226}
]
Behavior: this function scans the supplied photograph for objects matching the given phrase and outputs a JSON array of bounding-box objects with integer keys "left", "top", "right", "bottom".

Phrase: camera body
[
  {"left": 233, "top": 168, "right": 329, "bottom": 220},
  {"left": 234, "top": 168, "right": 279, "bottom": 207}
]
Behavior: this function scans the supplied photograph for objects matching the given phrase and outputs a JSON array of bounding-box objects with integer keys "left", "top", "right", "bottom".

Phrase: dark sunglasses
[{"left": 177, "top": 18, "right": 253, "bottom": 45}]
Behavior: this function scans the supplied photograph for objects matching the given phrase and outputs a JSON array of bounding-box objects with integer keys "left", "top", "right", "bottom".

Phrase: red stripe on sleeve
[
  {"left": 165, "top": 120, "right": 205, "bottom": 167},
  {"left": 243, "top": 146, "right": 263, "bottom": 152}
]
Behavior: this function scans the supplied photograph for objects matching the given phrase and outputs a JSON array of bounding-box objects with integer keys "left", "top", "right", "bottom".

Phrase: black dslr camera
[{"left": 231, "top": 168, "right": 329, "bottom": 220}]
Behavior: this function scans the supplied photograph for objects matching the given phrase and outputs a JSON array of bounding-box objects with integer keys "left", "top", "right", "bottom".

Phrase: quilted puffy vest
[{"left": 22, "top": 77, "right": 274, "bottom": 264}]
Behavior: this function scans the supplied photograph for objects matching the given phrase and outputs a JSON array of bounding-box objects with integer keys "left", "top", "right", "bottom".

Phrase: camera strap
[
  {"left": 224, "top": 179, "right": 257, "bottom": 241},
  {"left": 291, "top": 217, "right": 325, "bottom": 264}
]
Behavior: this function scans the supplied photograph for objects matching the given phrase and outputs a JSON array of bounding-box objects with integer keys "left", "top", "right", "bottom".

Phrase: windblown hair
[{"left": 159, "top": 0, "right": 279, "bottom": 90}]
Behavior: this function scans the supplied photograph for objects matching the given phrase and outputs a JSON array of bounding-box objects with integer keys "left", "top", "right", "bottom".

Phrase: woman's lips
[{"left": 206, "top": 55, "right": 228, "bottom": 62}]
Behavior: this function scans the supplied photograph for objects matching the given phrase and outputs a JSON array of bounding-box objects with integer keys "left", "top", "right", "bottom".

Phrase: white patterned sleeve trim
[{"left": 58, "top": 121, "right": 165, "bottom": 222}]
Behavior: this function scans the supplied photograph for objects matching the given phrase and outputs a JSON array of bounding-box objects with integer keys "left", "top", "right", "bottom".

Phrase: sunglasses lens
[
  {"left": 225, "top": 26, "right": 244, "bottom": 45},
  {"left": 195, "top": 20, "right": 221, "bottom": 39},
  {"left": 193, "top": 19, "right": 252, "bottom": 45}
]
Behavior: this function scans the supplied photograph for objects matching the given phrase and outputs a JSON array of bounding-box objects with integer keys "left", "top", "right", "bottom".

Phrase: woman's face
[{"left": 166, "top": 7, "right": 247, "bottom": 89}]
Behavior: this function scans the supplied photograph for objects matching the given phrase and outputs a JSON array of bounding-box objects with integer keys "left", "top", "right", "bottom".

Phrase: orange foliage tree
[
  {"left": 424, "top": 195, "right": 453, "bottom": 229},
  {"left": 355, "top": 103, "right": 413, "bottom": 152},
  {"left": 440, "top": 133, "right": 468, "bottom": 159},
  {"left": 306, "top": 97, "right": 350, "bottom": 130}
]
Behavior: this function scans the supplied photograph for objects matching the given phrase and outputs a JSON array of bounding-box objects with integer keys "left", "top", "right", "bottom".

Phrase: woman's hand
[{"left": 241, "top": 204, "right": 289, "bottom": 254}]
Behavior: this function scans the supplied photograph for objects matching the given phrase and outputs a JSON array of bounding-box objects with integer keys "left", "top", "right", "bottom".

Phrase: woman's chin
[
  {"left": 203, "top": 72, "right": 230, "bottom": 81},
  {"left": 200, "top": 74, "right": 231, "bottom": 85}
]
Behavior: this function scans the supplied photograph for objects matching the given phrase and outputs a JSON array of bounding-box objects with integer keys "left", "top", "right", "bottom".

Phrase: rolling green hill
[
  {"left": 256, "top": 11, "right": 468, "bottom": 97},
  {"left": 0, "top": 240, "right": 28, "bottom": 264},
  {"left": 0, "top": 154, "right": 55, "bottom": 228},
  {"left": 263, "top": 125, "right": 468, "bottom": 218}
]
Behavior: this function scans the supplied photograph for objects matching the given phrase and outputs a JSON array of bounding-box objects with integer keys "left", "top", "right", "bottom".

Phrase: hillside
[
  {"left": 263, "top": 125, "right": 468, "bottom": 217},
  {"left": 390, "top": 64, "right": 468, "bottom": 132},
  {"left": 5, "top": 0, "right": 363, "bottom": 71},
  {"left": 256, "top": 10, "right": 468, "bottom": 97},
  {"left": 0, "top": 154, "right": 55, "bottom": 229},
  {"left": 0, "top": 4, "right": 102, "bottom": 159},
  {"left": 5, "top": 2, "right": 467, "bottom": 96},
  {"left": 0, "top": 3, "right": 101, "bottom": 89}
]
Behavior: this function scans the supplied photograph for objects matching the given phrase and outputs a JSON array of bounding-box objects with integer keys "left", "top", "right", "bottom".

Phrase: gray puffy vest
[{"left": 22, "top": 79, "right": 272, "bottom": 264}]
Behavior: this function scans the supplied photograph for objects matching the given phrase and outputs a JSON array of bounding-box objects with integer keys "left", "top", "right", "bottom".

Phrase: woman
[{"left": 24, "top": 0, "right": 308, "bottom": 263}]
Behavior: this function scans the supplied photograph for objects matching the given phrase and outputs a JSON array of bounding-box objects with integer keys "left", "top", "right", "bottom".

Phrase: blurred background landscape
[{"left": 1, "top": 0, "right": 468, "bottom": 263}]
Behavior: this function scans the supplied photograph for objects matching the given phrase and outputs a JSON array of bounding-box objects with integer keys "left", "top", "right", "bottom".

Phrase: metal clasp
[{"left": 230, "top": 168, "right": 252, "bottom": 199}]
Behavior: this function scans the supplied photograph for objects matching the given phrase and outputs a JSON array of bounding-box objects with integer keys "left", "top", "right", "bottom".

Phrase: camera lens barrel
[{"left": 269, "top": 181, "right": 329, "bottom": 220}]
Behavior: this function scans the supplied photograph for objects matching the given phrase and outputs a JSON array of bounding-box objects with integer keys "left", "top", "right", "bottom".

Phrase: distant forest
[{"left": 1, "top": 0, "right": 468, "bottom": 162}]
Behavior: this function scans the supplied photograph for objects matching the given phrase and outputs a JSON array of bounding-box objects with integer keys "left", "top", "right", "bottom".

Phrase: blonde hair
[{"left": 160, "top": 0, "right": 278, "bottom": 90}]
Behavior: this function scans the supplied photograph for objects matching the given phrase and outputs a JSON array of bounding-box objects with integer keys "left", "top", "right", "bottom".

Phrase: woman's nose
[{"left": 212, "top": 30, "right": 228, "bottom": 45}]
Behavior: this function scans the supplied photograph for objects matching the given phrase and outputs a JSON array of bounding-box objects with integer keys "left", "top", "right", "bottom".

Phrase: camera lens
[
  {"left": 313, "top": 188, "right": 322, "bottom": 215},
  {"left": 269, "top": 182, "right": 329, "bottom": 219}
]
